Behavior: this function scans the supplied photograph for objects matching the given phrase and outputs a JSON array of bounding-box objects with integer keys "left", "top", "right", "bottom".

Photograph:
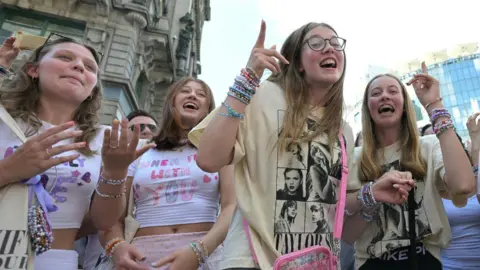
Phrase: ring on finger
[{"left": 109, "top": 143, "right": 119, "bottom": 149}]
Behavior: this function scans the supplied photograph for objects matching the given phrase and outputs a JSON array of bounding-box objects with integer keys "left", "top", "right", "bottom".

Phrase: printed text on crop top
[
  {"left": 0, "top": 119, "right": 105, "bottom": 229},
  {"left": 128, "top": 146, "right": 220, "bottom": 228}
]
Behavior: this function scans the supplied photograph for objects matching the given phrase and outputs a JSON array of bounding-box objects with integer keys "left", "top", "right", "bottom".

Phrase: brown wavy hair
[
  {"left": 153, "top": 77, "right": 215, "bottom": 150},
  {"left": 0, "top": 37, "right": 103, "bottom": 156},
  {"left": 359, "top": 74, "right": 427, "bottom": 182},
  {"left": 268, "top": 22, "right": 346, "bottom": 152}
]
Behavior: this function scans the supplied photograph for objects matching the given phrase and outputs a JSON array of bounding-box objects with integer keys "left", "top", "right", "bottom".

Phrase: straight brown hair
[{"left": 153, "top": 77, "right": 215, "bottom": 150}]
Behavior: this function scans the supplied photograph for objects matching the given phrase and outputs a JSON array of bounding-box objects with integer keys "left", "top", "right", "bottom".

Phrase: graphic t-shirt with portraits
[
  {"left": 189, "top": 80, "right": 354, "bottom": 269},
  {"left": 347, "top": 135, "right": 451, "bottom": 269}
]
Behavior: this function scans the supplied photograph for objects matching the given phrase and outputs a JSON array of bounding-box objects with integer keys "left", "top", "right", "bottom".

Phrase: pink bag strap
[
  {"left": 242, "top": 132, "right": 349, "bottom": 265},
  {"left": 334, "top": 133, "right": 348, "bottom": 239}
]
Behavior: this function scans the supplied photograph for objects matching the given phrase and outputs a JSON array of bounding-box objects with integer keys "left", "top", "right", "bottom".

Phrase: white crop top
[
  {"left": 0, "top": 119, "right": 105, "bottom": 229},
  {"left": 128, "top": 146, "right": 220, "bottom": 228}
]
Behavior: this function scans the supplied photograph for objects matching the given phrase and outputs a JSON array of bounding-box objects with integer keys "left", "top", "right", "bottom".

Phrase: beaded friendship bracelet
[
  {"left": 361, "top": 207, "right": 379, "bottom": 223},
  {"left": 430, "top": 108, "right": 451, "bottom": 124},
  {"left": 433, "top": 119, "right": 455, "bottom": 138},
  {"left": 356, "top": 182, "right": 380, "bottom": 222},
  {"left": 428, "top": 107, "right": 455, "bottom": 138},
  {"left": 220, "top": 68, "right": 260, "bottom": 119},
  {"left": 99, "top": 173, "right": 127, "bottom": 185},
  {"left": 189, "top": 242, "right": 204, "bottom": 265},
  {"left": 357, "top": 182, "right": 378, "bottom": 209},
  {"left": 105, "top": 237, "right": 125, "bottom": 256},
  {"left": 219, "top": 102, "right": 244, "bottom": 119},
  {"left": 95, "top": 184, "right": 127, "bottom": 199}
]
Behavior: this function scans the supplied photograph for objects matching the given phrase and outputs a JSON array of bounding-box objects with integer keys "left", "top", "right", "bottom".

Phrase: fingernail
[
  {"left": 68, "top": 121, "right": 75, "bottom": 125},
  {"left": 140, "top": 257, "right": 146, "bottom": 261},
  {"left": 151, "top": 262, "right": 156, "bottom": 267}
]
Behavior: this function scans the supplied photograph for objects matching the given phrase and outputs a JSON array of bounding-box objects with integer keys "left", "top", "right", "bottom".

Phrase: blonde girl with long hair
[
  {"left": 0, "top": 35, "right": 148, "bottom": 269},
  {"left": 190, "top": 21, "right": 354, "bottom": 269},
  {"left": 343, "top": 67, "right": 474, "bottom": 270}
]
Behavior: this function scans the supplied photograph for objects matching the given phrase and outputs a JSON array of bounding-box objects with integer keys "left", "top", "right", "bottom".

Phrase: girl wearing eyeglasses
[{"left": 190, "top": 21, "right": 354, "bottom": 269}]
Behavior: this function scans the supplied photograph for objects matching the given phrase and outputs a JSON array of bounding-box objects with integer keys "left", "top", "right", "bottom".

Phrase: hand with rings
[
  {"left": 101, "top": 119, "right": 156, "bottom": 179},
  {"left": 406, "top": 61, "right": 442, "bottom": 111},
  {"left": 0, "top": 121, "right": 86, "bottom": 185}
]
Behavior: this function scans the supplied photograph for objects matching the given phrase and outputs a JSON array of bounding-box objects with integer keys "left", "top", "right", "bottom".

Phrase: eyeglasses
[
  {"left": 129, "top": 124, "right": 157, "bottom": 133},
  {"left": 36, "top": 32, "right": 103, "bottom": 63},
  {"left": 303, "top": 36, "right": 346, "bottom": 51}
]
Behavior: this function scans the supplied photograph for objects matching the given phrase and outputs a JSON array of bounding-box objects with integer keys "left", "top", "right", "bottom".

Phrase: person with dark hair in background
[
  {"left": 355, "top": 132, "right": 363, "bottom": 147},
  {"left": 127, "top": 110, "right": 158, "bottom": 140},
  {"left": 420, "top": 123, "right": 434, "bottom": 136}
]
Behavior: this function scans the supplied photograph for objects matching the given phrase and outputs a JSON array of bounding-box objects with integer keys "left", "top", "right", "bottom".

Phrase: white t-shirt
[{"left": 0, "top": 119, "right": 105, "bottom": 229}]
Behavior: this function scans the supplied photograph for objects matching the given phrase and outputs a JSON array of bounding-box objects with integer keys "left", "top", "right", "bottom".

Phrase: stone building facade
[{"left": 0, "top": 0, "right": 211, "bottom": 124}]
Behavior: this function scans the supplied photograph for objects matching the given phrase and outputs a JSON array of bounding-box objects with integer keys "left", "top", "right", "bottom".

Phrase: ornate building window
[{"left": 0, "top": 7, "right": 85, "bottom": 44}]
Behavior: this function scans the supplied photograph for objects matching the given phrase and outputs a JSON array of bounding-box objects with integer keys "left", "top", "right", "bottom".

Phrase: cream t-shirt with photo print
[
  {"left": 347, "top": 135, "right": 451, "bottom": 269},
  {"left": 189, "top": 80, "right": 354, "bottom": 269}
]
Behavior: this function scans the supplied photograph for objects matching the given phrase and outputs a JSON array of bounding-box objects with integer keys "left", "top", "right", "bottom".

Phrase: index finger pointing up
[
  {"left": 421, "top": 61, "right": 428, "bottom": 74},
  {"left": 254, "top": 20, "right": 266, "bottom": 49}
]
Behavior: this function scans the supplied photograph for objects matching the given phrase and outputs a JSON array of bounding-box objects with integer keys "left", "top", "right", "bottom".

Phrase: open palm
[{"left": 0, "top": 37, "right": 20, "bottom": 68}]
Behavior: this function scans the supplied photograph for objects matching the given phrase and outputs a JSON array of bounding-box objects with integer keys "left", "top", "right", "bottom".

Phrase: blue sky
[{"left": 199, "top": 0, "right": 480, "bottom": 107}]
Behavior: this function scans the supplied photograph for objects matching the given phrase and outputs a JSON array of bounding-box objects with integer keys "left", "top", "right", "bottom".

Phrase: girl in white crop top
[
  {"left": 0, "top": 35, "right": 109, "bottom": 269},
  {"left": 98, "top": 77, "right": 235, "bottom": 270}
]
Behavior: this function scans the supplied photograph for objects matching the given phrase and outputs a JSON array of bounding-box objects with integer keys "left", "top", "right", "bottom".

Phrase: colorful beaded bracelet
[{"left": 219, "top": 102, "right": 244, "bottom": 119}]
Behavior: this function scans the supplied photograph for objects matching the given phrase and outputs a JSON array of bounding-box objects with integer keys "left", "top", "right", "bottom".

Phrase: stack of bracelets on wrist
[
  {"left": 219, "top": 68, "right": 260, "bottom": 119},
  {"left": 357, "top": 182, "right": 380, "bottom": 222},
  {"left": 95, "top": 173, "right": 127, "bottom": 199},
  {"left": 430, "top": 107, "right": 454, "bottom": 138},
  {"left": 105, "top": 237, "right": 126, "bottom": 257},
  {"left": 189, "top": 240, "right": 209, "bottom": 266}
]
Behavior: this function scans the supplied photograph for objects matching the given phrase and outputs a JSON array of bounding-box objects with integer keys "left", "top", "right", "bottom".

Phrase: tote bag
[{"left": 0, "top": 104, "right": 34, "bottom": 270}]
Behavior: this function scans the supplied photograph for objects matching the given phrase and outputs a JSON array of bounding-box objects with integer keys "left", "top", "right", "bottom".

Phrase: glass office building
[{"left": 400, "top": 53, "right": 480, "bottom": 139}]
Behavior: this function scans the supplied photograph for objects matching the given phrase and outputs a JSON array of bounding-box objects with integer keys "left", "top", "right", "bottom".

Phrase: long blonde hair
[
  {"left": 359, "top": 74, "right": 426, "bottom": 182},
  {"left": 268, "top": 22, "right": 346, "bottom": 152},
  {"left": 0, "top": 38, "right": 103, "bottom": 156}
]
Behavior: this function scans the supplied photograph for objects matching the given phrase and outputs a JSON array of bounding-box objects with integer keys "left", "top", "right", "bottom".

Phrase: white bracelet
[{"left": 99, "top": 173, "right": 126, "bottom": 185}]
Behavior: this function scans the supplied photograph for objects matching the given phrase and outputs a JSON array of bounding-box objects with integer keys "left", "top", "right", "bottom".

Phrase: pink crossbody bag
[{"left": 243, "top": 133, "right": 348, "bottom": 270}]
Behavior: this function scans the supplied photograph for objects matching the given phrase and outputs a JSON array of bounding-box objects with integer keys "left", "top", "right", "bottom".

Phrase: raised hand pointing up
[{"left": 246, "top": 20, "right": 289, "bottom": 79}]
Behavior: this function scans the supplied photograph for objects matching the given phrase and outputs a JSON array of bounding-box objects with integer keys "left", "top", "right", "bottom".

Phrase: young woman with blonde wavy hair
[
  {"left": 0, "top": 35, "right": 146, "bottom": 269},
  {"left": 190, "top": 20, "right": 354, "bottom": 269},
  {"left": 343, "top": 68, "right": 475, "bottom": 270}
]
